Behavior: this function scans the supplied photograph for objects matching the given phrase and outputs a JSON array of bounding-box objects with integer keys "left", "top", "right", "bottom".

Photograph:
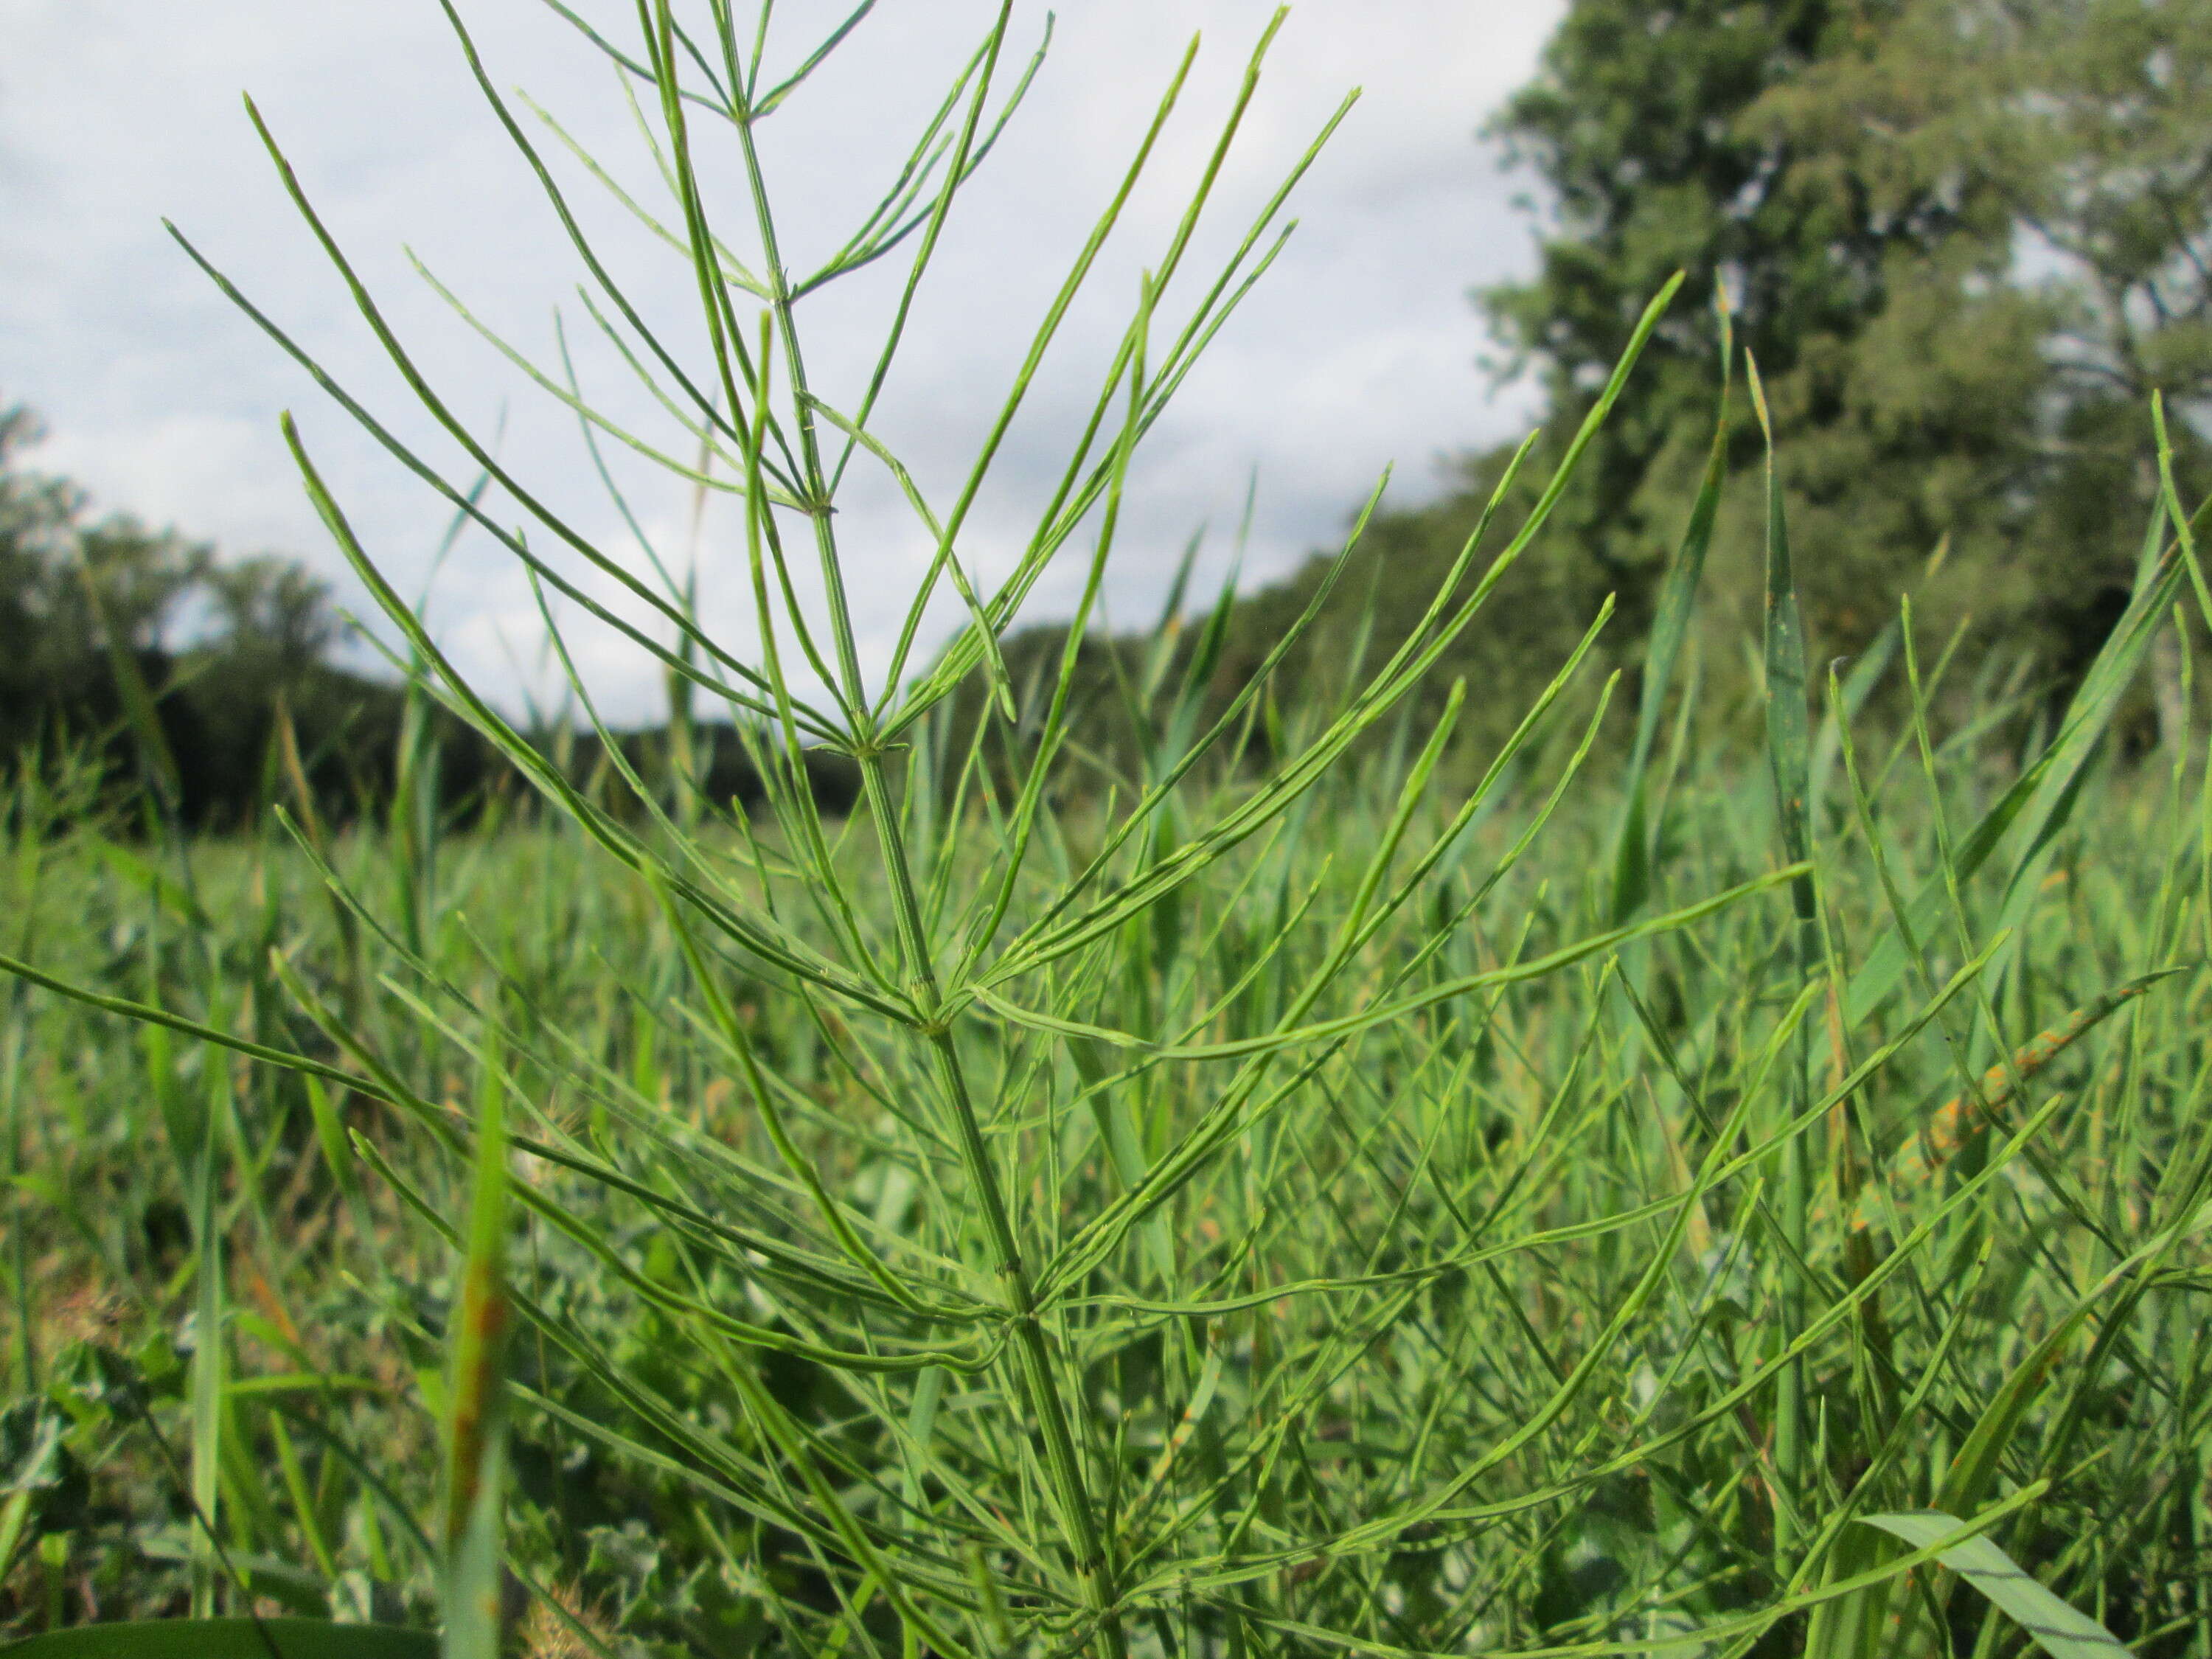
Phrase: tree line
[{"left": 0, "top": 403, "right": 860, "bottom": 831}]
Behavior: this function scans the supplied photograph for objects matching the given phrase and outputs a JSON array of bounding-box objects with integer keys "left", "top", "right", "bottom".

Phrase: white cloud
[{"left": 0, "top": 0, "right": 1562, "bottom": 726}]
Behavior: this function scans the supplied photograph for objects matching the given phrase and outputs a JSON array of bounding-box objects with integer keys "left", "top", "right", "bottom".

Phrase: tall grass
[{"left": 4, "top": 5, "right": 2212, "bottom": 1657}]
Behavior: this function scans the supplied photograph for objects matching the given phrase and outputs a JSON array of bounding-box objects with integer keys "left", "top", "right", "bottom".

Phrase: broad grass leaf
[
  {"left": 439, "top": 1036, "right": 511, "bottom": 1659},
  {"left": 1935, "top": 1303, "right": 2096, "bottom": 1522},
  {"left": 1802, "top": 1514, "right": 1896, "bottom": 1659},
  {"left": 1860, "top": 1513, "right": 2128, "bottom": 1659}
]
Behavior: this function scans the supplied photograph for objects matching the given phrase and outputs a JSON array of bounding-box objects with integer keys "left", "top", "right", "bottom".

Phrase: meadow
[
  {"left": 4, "top": 4, "right": 2212, "bottom": 1656},
  {"left": 5, "top": 474, "right": 2212, "bottom": 1656}
]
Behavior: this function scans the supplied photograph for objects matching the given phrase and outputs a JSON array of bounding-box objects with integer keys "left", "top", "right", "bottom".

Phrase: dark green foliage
[
  {"left": 1479, "top": 0, "right": 2212, "bottom": 660},
  {"left": 0, "top": 402, "right": 860, "bottom": 834},
  {"left": 1117, "top": 0, "right": 2212, "bottom": 762},
  {"left": 0, "top": 400, "right": 414, "bottom": 830}
]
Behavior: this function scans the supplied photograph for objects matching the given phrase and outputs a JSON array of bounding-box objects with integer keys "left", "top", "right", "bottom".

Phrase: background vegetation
[{"left": 997, "top": 0, "right": 2212, "bottom": 763}]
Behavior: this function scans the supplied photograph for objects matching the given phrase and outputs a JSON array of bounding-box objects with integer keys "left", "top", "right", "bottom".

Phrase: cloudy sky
[{"left": 1, "top": 1, "right": 1564, "bottom": 723}]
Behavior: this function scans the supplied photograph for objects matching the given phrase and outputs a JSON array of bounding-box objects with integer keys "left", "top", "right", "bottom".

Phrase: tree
[
  {"left": 1477, "top": 0, "right": 2067, "bottom": 663},
  {"left": 0, "top": 397, "right": 830, "bottom": 829},
  {"left": 206, "top": 553, "right": 336, "bottom": 676},
  {"left": 0, "top": 406, "right": 71, "bottom": 742},
  {"left": 1753, "top": 0, "right": 2212, "bottom": 640},
  {"left": 0, "top": 397, "right": 356, "bottom": 823},
  {"left": 1181, "top": 0, "right": 2212, "bottom": 758}
]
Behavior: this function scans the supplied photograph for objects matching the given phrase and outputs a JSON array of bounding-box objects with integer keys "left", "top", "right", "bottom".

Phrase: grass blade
[
  {"left": 439, "top": 1042, "right": 511, "bottom": 1659},
  {"left": 1860, "top": 1513, "right": 2129, "bottom": 1659}
]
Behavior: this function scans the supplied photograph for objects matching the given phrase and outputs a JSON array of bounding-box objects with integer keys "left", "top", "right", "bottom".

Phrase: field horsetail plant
[{"left": 6, "top": 3, "right": 2212, "bottom": 1658}]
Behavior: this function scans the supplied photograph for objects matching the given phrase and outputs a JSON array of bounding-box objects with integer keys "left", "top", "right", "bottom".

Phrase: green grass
[
  {"left": 4, "top": 4, "right": 2212, "bottom": 1657},
  {"left": 6, "top": 625, "right": 2212, "bottom": 1656}
]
